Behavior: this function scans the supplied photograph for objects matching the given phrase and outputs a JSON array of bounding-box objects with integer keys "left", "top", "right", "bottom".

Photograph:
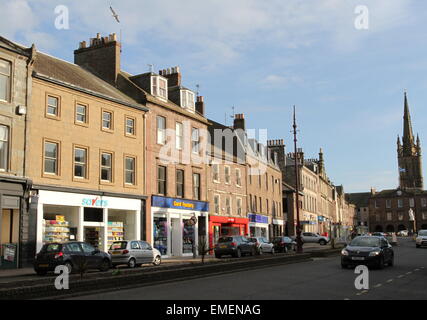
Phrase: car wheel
[
  {"left": 64, "top": 261, "right": 73, "bottom": 274},
  {"left": 284, "top": 246, "right": 289, "bottom": 253},
  {"left": 99, "top": 259, "right": 110, "bottom": 272},
  {"left": 235, "top": 248, "right": 242, "bottom": 258},
  {"left": 153, "top": 255, "right": 161, "bottom": 266},
  {"left": 258, "top": 248, "right": 263, "bottom": 255},
  {"left": 271, "top": 248, "right": 275, "bottom": 255},
  {"left": 36, "top": 270, "right": 47, "bottom": 276},
  {"left": 319, "top": 239, "right": 327, "bottom": 245},
  {"left": 128, "top": 258, "right": 136, "bottom": 268}
]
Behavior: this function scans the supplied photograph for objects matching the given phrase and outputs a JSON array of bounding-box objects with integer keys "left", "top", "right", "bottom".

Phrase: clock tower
[{"left": 397, "top": 92, "right": 423, "bottom": 189}]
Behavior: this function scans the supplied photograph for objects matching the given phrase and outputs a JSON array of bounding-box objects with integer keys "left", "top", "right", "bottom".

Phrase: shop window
[
  {"left": 176, "top": 169, "right": 184, "bottom": 198},
  {"left": 183, "top": 219, "right": 195, "bottom": 254},
  {"left": 75, "top": 103, "right": 87, "bottom": 124},
  {"left": 0, "top": 59, "right": 11, "bottom": 102},
  {"left": 102, "top": 110, "right": 113, "bottom": 130},
  {"left": 153, "top": 217, "right": 168, "bottom": 255},
  {"left": 157, "top": 166, "right": 167, "bottom": 195},
  {"left": 44, "top": 141, "right": 59, "bottom": 175},
  {"left": 74, "top": 147, "right": 87, "bottom": 179},
  {"left": 125, "top": 117, "right": 135, "bottom": 136},
  {"left": 101, "top": 152, "right": 113, "bottom": 182},
  {"left": 125, "top": 156, "right": 136, "bottom": 185},
  {"left": 0, "top": 125, "right": 9, "bottom": 171},
  {"left": 193, "top": 173, "right": 200, "bottom": 200}
]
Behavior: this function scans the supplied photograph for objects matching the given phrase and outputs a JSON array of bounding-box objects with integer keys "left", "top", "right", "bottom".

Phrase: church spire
[{"left": 402, "top": 91, "right": 415, "bottom": 154}]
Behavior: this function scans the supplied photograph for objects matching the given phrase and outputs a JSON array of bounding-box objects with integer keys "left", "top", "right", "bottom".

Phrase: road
[{"left": 74, "top": 238, "right": 427, "bottom": 300}]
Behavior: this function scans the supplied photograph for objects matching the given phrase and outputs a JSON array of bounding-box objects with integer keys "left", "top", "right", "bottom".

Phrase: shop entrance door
[{"left": 171, "top": 218, "right": 181, "bottom": 256}]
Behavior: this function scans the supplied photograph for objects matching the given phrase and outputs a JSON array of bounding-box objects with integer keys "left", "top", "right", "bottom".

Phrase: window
[
  {"left": 101, "top": 152, "right": 113, "bottom": 182},
  {"left": 422, "top": 198, "right": 427, "bottom": 208},
  {"left": 175, "top": 122, "right": 183, "bottom": 150},
  {"left": 125, "top": 156, "right": 136, "bottom": 185},
  {"left": 0, "top": 125, "right": 9, "bottom": 171},
  {"left": 151, "top": 76, "right": 168, "bottom": 100},
  {"left": 375, "top": 200, "right": 379, "bottom": 208},
  {"left": 236, "top": 169, "right": 242, "bottom": 186},
  {"left": 125, "top": 117, "right": 135, "bottom": 135},
  {"left": 44, "top": 141, "right": 59, "bottom": 175},
  {"left": 176, "top": 169, "right": 184, "bottom": 198},
  {"left": 157, "top": 166, "right": 167, "bottom": 195},
  {"left": 181, "top": 90, "right": 195, "bottom": 111},
  {"left": 74, "top": 147, "right": 87, "bottom": 178},
  {"left": 47, "top": 95, "right": 59, "bottom": 117},
  {"left": 192, "top": 128, "right": 199, "bottom": 154},
  {"left": 226, "top": 197, "right": 231, "bottom": 215},
  {"left": 375, "top": 214, "right": 380, "bottom": 222},
  {"left": 423, "top": 212, "right": 427, "bottom": 220},
  {"left": 0, "top": 59, "right": 11, "bottom": 102},
  {"left": 102, "top": 111, "right": 113, "bottom": 130},
  {"left": 225, "top": 166, "right": 231, "bottom": 184},
  {"left": 398, "top": 212, "right": 404, "bottom": 221},
  {"left": 259, "top": 197, "right": 262, "bottom": 213},
  {"left": 193, "top": 173, "right": 200, "bottom": 200},
  {"left": 386, "top": 199, "right": 391, "bottom": 208},
  {"left": 214, "top": 195, "right": 220, "bottom": 214},
  {"left": 213, "top": 164, "right": 220, "bottom": 182},
  {"left": 237, "top": 198, "right": 242, "bottom": 215},
  {"left": 157, "top": 116, "right": 166, "bottom": 145},
  {"left": 266, "top": 199, "right": 269, "bottom": 215},
  {"left": 409, "top": 198, "right": 415, "bottom": 208},
  {"left": 386, "top": 212, "right": 392, "bottom": 221},
  {"left": 75, "top": 104, "right": 87, "bottom": 123},
  {"left": 265, "top": 173, "right": 268, "bottom": 190},
  {"left": 398, "top": 199, "right": 403, "bottom": 208}
]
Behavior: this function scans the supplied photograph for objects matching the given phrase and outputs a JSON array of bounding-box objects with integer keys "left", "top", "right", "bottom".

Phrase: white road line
[
  {"left": 344, "top": 298, "right": 351, "bottom": 300},
  {"left": 386, "top": 279, "right": 393, "bottom": 283},
  {"left": 397, "top": 275, "right": 405, "bottom": 278},
  {"left": 374, "top": 284, "right": 382, "bottom": 288},
  {"left": 406, "top": 271, "right": 412, "bottom": 275},
  {"left": 414, "top": 269, "right": 420, "bottom": 272}
]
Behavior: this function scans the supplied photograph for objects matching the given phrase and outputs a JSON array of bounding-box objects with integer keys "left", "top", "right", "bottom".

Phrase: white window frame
[
  {"left": 226, "top": 196, "right": 232, "bottom": 215},
  {"left": 422, "top": 198, "right": 427, "bottom": 208},
  {"left": 237, "top": 197, "right": 242, "bottom": 216},
  {"left": 157, "top": 116, "right": 166, "bottom": 145},
  {"left": 386, "top": 212, "right": 392, "bottom": 221},
  {"left": 0, "top": 125, "right": 9, "bottom": 171},
  {"left": 175, "top": 122, "right": 183, "bottom": 150},
  {"left": 180, "top": 89, "right": 195, "bottom": 111},
  {"left": 224, "top": 166, "right": 231, "bottom": 184},
  {"left": 0, "top": 59, "right": 11, "bottom": 102},
  {"left": 191, "top": 128, "right": 200, "bottom": 154},
  {"left": 236, "top": 168, "right": 242, "bottom": 187},
  {"left": 151, "top": 76, "right": 168, "bottom": 100},
  {"left": 386, "top": 199, "right": 391, "bottom": 209},
  {"left": 213, "top": 164, "right": 220, "bottom": 183},
  {"left": 214, "top": 194, "right": 220, "bottom": 214}
]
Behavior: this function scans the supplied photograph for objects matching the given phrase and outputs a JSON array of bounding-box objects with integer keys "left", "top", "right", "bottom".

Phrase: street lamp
[{"left": 293, "top": 106, "right": 303, "bottom": 253}]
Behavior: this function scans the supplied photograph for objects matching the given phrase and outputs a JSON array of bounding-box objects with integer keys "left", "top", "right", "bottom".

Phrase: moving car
[
  {"left": 214, "top": 236, "right": 256, "bottom": 258},
  {"left": 109, "top": 240, "right": 162, "bottom": 268},
  {"left": 341, "top": 236, "right": 394, "bottom": 269},
  {"left": 34, "top": 241, "right": 112, "bottom": 275},
  {"left": 248, "top": 237, "right": 275, "bottom": 254},
  {"left": 415, "top": 230, "right": 427, "bottom": 248},
  {"left": 272, "top": 236, "right": 296, "bottom": 253}
]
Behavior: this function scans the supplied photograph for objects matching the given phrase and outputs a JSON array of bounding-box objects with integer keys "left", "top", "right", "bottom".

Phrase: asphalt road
[{"left": 74, "top": 238, "right": 427, "bottom": 300}]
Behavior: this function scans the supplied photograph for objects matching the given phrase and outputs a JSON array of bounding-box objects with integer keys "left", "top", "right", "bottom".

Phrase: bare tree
[{"left": 197, "top": 235, "right": 213, "bottom": 264}]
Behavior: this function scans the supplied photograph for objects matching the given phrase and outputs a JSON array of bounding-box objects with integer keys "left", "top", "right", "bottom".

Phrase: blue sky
[{"left": 2, "top": 0, "right": 427, "bottom": 192}]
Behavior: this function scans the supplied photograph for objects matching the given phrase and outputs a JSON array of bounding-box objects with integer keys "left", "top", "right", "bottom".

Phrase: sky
[{"left": 2, "top": 0, "right": 427, "bottom": 193}]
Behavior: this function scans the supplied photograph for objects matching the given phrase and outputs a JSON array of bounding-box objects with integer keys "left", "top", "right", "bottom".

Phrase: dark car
[
  {"left": 34, "top": 242, "right": 112, "bottom": 275},
  {"left": 272, "top": 236, "right": 296, "bottom": 253},
  {"left": 341, "top": 236, "right": 394, "bottom": 269},
  {"left": 214, "top": 236, "right": 256, "bottom": 258}
]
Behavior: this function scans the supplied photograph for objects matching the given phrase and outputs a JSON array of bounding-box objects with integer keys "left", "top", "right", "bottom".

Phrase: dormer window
[
  {"left": 151, "top": 76, "right": 168, "bottom": 100},
  {"left": 180, "top": 90, "right": 195, "bottom": 111}
]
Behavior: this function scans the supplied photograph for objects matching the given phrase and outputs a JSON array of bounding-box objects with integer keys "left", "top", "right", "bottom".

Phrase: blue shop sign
[
  {"left": 152, "top": 196, "right": 209, "bottom": 212},
  {"left": 248, "top": 213, "right": 269, "bottom": 224}
]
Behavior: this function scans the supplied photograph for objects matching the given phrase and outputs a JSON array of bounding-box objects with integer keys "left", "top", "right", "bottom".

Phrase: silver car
[
  {"left": 108, "top": 240, "right": 162, "bottom": 268},
  {"left": 248, "top": 237, "right": 275, "bottom": 254}
]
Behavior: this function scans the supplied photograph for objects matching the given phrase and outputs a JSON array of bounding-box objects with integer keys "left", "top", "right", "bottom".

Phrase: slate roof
[{"left": 346, "top": 192, "right": 371, "bottom": 207}]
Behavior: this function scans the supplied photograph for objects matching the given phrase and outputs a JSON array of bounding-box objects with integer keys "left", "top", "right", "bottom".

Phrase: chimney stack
[
  {"left": 195, "top": 96, "right": 205, "bottom": 116},
  {"left": 161, "top": 66, "right": 181, "bottom": 87},
  {"left": 74, "top": 33, "right": 121, "bottom": 85},
  {"left": 233, "top": 113, "right": 245, "bottom": 131}
]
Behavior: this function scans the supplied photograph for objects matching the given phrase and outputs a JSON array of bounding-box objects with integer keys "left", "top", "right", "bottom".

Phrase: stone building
[{"left": 0, "top": 37, "right": 33, "bottom": 268}]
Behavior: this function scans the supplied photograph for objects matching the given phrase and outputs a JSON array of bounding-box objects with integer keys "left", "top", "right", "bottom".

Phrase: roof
[
  {"left": 0, "top": 36, "right": 31, "bottom": 57},
  {"left": 346, "top": 192, "right": 371, "bottom": 207},
  {"left": 371, "top": 188, "right": 427, "bottom": 198},
  {"left": 33, "top": 52, "right": 144, "bottom": 109}
]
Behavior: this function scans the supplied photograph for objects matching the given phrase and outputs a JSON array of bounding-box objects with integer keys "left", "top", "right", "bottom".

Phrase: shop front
[
  {"left": 248, "top": 213, "right": 269, "bottom": 239},
  {"left": 34, "top": 190, "right": 143, "bottom": 253},
  {"left": 209, "top": 216, "right": 249, "bottom": 248},
  {"left": 152, "top": 196, "right": 209, "bottom": 257},
  {"left": 272, "top": 219, "right": 284, "bottom": 238},
  {"left": 0, "top": 178, "right": 29, "bottom": 270}
]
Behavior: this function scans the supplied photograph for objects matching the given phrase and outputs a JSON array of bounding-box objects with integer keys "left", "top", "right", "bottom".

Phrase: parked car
[
  {"left": 272, "top": 236, "right": 296, "bottom": 253},
  {"left": 415, "top": 230, "right": 427, "bottom": 248},
  {"left": 292, "top": 232, "right": 329, "bottom": 245},
  {"left": 248, "top": 237, "right": 275, "bottom": 255},
  {"left": 109, "top": 240, "right": 162, "bottom": 268},
  {"left": 371, "top": 232, "right": 387, "bottom": 238},
  {"left": 341, "top": 236, "right": 394, "bottom": 269},
  {"left": 397, "top": 230, "right": 409, "bottom": 237},
  {"left": 214, "top": 236, "right": 256, "bottom": 258},
  {"left": 34, "top": 241, "right": 111, "bottom": 275}
]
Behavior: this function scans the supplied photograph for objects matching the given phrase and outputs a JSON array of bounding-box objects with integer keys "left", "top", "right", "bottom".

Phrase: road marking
[
  {"left": 374, "top": 284, "right": 382, "bottom": 288},
  {"left": 420, "top": 267, "right": 425, "bottom": 269},
  {"left": 406, "top": 271, "right": 412, "bottom": 275},
  {"left": 397, "top": 275, "right": 405, "bottom": 278},
  {"left": 414, "top": 269, "right": 420, "bottom": 272},
  {"left": 386, "top": 279, "right": 393, "bottom": 283},
  {"left": 344, "top": 298, "right": 350, "bottom": 300}
]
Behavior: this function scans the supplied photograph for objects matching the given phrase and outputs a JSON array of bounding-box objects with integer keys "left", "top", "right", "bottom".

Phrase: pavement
[{"left": 72, "top": 238, "right": 427, "bottom": 300}]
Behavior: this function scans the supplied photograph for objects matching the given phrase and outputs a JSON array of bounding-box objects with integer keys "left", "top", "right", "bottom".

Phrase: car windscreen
[
  {"left": 218, "top": 237, "right": 233, "bottom": 243},
  {"left": 110, "top": 241, "right": 128, "bottom": 250},
  {"left": 42, "top": 243, "right": 62, "bottom": 252},
  {"left": 350, "top": 237, "right": 380, "bottom": 247},
  {"left": 418, "top": 230, "right": 427, "bottom": 236}
]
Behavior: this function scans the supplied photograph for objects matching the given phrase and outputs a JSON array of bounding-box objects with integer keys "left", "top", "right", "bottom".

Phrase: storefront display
[
  {"left": 107, "top": 222, "right": 124, "bottom": 248},
  {"left": 153, "top": 217, "right": 168, "bottom": 255},
  {"left": 43, "top": 215, "right": 70, "bottom": 243},
  {"left": 248, "top": 213, "right": 269, "bottom": 239},
  {"left": 208, "top": 216, "right": 249, "bottom": 248},
  {"left": 182, "top": 220, "right": 195, "bottom": 254},
  {"left": 85, "top": 227, "right": 102, "bottom": 248}
]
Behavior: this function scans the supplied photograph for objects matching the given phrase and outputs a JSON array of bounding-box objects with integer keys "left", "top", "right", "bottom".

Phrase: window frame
[
  {"left": 157, "top": 116, "right": 167, "bottom": 145},
  {"left": 46, "top": 94, "right": 61, "bottom": 119},
  {"left": 0, "top": 124, "right": 9, "bottom": 171},
  {"left": 193, "top": 172, "right": 201, "bottom": 200},
  {"left": 236, "top": 197, "right": 242, "bottom": 216},
  {"left": 236, "top": 168, "right": 242, "bottom": 187},
  {"left": 75, "top": 102, "right": 88, "bottom": 126},
  {"left": 124, "top": 155, "right": 136, "bottom": 186},
  {"left": 212, "top": 163, "right": 220, "bottom": 183},
  {"left": 0, "top": 58, "right": 12, "bottom": 103},
  {"left": 175, "top": 122, "right": 183, "bottom": 150},
  {"left": 151, "top": 76, "right": 168, "bottom": 100},
  {"left": 157, "top": 165, "right": 167, "bottom": 196},
  {"left": 191, "top": 128, "right": 200, "bottom": 154},
  {"left": 100, "top": 151, "right": 114, "bottom": 183},
  {"left": 224, "top": 166, "right": 231, "bottom": 184},
  {"left": 176, "top": 169, "right": 184, "bottom": 198},
  {"left": 125, "top": 116, "right": 136, "bottom": 137},
  {"left": 43, "top": 139, "right": 60, "bottom": 177},
  {"left": 214, "top": 194, "right": 220, "bottom": 214},
  {"left": 101, "top": 109, "right": 114, "bottom": 131},
  {"left": 73, "top": 145, "right": 88, "bottom": 180}
]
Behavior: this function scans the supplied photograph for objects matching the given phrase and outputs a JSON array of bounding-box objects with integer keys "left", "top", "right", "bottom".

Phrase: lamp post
[{"left": 293, "top": 106, "right": 303, "bottom": 253}]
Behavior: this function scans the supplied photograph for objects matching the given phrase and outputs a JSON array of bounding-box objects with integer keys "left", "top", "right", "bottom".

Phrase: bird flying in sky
[{"left": 110, "top": 6, "right": 120, "bottom": 23}]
